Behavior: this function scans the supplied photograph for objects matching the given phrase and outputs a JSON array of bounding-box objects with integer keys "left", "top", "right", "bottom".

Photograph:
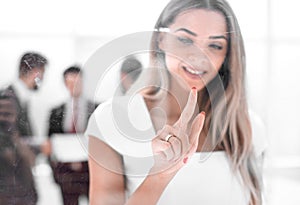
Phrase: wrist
[{"left": 149, "top": 166, "right": 178, "bottom": 181}]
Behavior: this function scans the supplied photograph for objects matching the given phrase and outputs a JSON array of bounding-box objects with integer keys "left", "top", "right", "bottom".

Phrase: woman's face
[{"left": 159, "top": 9, "right": 228, "bottom": 91}]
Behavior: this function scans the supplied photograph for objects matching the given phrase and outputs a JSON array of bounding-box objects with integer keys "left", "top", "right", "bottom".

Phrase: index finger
[{"left": 175, "top": 88, "right": 198, "bottom": 128}]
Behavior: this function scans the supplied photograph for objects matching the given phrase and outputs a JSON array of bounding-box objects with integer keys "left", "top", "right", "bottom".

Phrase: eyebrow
[
  {"left": 175, "top": 28, "right": 197, "bottom": 36},
  {"left": 175, "top": 28, "right": 227, "bottom": 41},
  {"left": 209, "top": 35, "right": 227, "bottom": 41}
]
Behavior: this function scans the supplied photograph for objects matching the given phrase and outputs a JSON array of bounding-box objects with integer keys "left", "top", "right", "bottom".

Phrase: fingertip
[
  {"left": 195, "top": 111, "right": 205, "bottom": 123},
  {"left": 199, "top": 112, "right": 206, "bottom": 125},
  {"left": 192, "top": 112, "right": 205, "bottom": 134},
  {"left": 192, "top": 87, "right": 197, "bottom": 95}
]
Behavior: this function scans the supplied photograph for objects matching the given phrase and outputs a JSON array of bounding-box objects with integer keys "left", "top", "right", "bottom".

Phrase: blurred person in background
[
  {"left": 0, "top": 90, "right": 38, "bottom": 205},
  {"left": 119, "top": 56, "right": 143, "bottom": 94},
  {"left": 1, "top": 52, "right": 48, "bottom": 138},
  {"left": 0, "top": 51, "right": 48, "bottom": 204},
  {"left": 44, "top": 66, "right": 97, "bottom": 205}
]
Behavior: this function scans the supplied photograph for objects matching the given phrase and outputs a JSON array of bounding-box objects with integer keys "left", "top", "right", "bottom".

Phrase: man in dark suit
[
  {"left": 1, "top": 52, "right": 48, "bottom": 138},
  {"left": 0, "top": 52, "right": 47, "bottom": 204},
  {"left": 45, "top": 66, "right": 97, "bottom": 205},
  {"left": 0, "top": 90, "right": 38, "bottom": 205}
]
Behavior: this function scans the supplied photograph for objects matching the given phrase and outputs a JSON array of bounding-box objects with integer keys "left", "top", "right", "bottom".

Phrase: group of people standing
[
  {"left": 0, "top": 51, "right": 142, "bottom": 205},
  {"left": 0, "top": 52, "right": 93, "bottom": 205}
]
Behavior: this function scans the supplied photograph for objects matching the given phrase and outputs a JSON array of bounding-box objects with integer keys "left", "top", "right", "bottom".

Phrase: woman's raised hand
[{"left": 151, "top": 88, "right": 205, "bottom": 174}]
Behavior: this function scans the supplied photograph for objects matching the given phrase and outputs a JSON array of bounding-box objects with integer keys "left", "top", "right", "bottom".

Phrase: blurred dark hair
[
  {"left": 63, "top": 65, "right": 82, "bottom": 79},
  {"left": 120, "top": 57, "right": 142, "bottom": 82},
  {"left": 19, "top": 52, "right": 48, "bottom": 76}
]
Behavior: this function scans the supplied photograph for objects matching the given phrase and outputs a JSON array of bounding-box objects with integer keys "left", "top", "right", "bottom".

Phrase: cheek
[
  {"left": 205, "top": 54, "right": 226, "bottom": 79},
  {"left": 216, "top": 57, "right": 225, "bottom": 71},
  {"left": 66, "top": 83, "right": 75, "bottom": 92},
  {"left": 165, "top": 55, "right": 181, "bottom": 74}
]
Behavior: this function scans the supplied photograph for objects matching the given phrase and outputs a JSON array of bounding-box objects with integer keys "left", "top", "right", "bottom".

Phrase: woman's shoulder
[
  {"left": 85, "top": 94, "right": 155, "bottom": 158},
  {"left": 91, "top": 94, "right": 146, "bottom": 120},
  {"left": 84, "top": 96, "right": 121, "bottom": 139},
  {"left": 85, "top": 94, "right": 155, "bottom": 140}
]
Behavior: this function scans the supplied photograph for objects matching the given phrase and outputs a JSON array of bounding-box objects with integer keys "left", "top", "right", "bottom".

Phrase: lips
[{"left": 182, "top": 65, "right": 206, "bottom": 77}]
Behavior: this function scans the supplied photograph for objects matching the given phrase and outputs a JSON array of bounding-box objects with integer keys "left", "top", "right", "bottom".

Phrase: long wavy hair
[{"left": 128, "top": 0, "right": 261, "bottom": 204}]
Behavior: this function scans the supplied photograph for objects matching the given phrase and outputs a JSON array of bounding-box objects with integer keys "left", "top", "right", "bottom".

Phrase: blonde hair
[{"left": 128, "top": 0, "right": 261, "bottom": 204}]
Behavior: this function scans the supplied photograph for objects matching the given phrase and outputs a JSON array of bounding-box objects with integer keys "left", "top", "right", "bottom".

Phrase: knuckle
[
  {"left": 175, "top": 147, "right": 181, "bottom": 156},
  {"left": 162, "top": 142, "right": 171, "bottom": 150},
  {"left": 152, "top": 137, "right": 159, "bottom": 145},
  {"left": 172, "top": 138, "right": 181, "bottom": 147}
]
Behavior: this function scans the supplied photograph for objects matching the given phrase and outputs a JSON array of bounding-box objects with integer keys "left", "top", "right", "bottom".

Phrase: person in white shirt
[{"left": 86, "top": 0, "right": 265, "bottom": 204}]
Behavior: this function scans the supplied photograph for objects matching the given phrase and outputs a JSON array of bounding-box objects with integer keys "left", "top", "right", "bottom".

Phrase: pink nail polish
[{"left": 183, "top": 157, "right": 188, "bottom": 164}]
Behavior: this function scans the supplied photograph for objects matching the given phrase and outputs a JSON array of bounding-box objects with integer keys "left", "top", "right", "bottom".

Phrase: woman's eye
[
  {"left": 177, "top": 36, "right": 193, "bottom": 45},
  {"left": 209, "top": 44, "right": 223, "bottom": 50}
]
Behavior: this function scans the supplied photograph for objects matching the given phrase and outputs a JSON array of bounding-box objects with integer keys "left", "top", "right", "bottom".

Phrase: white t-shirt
[{"left": 85, "top": 94, "right": 266, "bottom": 205}]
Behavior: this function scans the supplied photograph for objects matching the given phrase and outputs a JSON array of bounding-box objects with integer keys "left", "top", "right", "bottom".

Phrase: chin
[
  {"left": 186, "top": 82, "right": 205, "bottom": 91},
  {"left": 177, "top": 72, "right": 206, "bottom": 92}
]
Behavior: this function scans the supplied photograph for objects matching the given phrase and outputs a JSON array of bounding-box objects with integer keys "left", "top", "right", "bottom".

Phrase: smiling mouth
[{"left": 182, "top": 66, "right": 206, "bottom": 77}]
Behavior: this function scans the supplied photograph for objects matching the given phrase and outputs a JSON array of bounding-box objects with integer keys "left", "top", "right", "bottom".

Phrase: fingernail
[
  {"left": 200, "top": 111, "right": 206, "bottom": 116},
  {"left": 183, "top": 157, "right": 189, "bottom": 164},
  {"left": 192, "top": 87, "right": 196, "bottom": 90}
]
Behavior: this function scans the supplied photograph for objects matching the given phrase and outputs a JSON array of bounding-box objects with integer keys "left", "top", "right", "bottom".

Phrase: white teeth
[{"left": 184, "top": 66, "right": 205, "bottom": 75}]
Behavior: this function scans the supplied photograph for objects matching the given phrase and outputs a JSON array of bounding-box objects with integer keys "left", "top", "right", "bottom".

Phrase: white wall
[
  {"left": 0, "top": 0, "right": 169, "bottom": 137},
  {"left": 1, "top": 0, "right": 300, "bottom": 160}
]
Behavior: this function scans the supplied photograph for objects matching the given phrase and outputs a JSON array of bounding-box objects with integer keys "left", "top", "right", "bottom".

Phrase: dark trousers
[{"left": 50, "top": 161, "right": 89, "bottom": 205}]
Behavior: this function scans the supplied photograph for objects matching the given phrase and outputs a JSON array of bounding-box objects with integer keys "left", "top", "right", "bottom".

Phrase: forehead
[
  {"left": 31, "top": 67, "right": 45, "bottom": 72},
  {"left": 169, "top": 9, "right": 227, "bottom": 37},
  {"left": 65, "top": 73, "right": 81, "bottom": 81}
]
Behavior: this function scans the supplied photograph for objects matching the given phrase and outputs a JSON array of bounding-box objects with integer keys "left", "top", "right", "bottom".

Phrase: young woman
[{"left": 86, "top": 0, "right": 264, "bottom": 204}]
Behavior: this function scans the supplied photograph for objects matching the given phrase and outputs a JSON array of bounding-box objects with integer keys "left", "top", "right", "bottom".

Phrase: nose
[
  {"left": 34, "top": 71, "right": 43, "bottom": 80},
  {"left": 186, "top": 51, "right": 210, "bottom": 69}
]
